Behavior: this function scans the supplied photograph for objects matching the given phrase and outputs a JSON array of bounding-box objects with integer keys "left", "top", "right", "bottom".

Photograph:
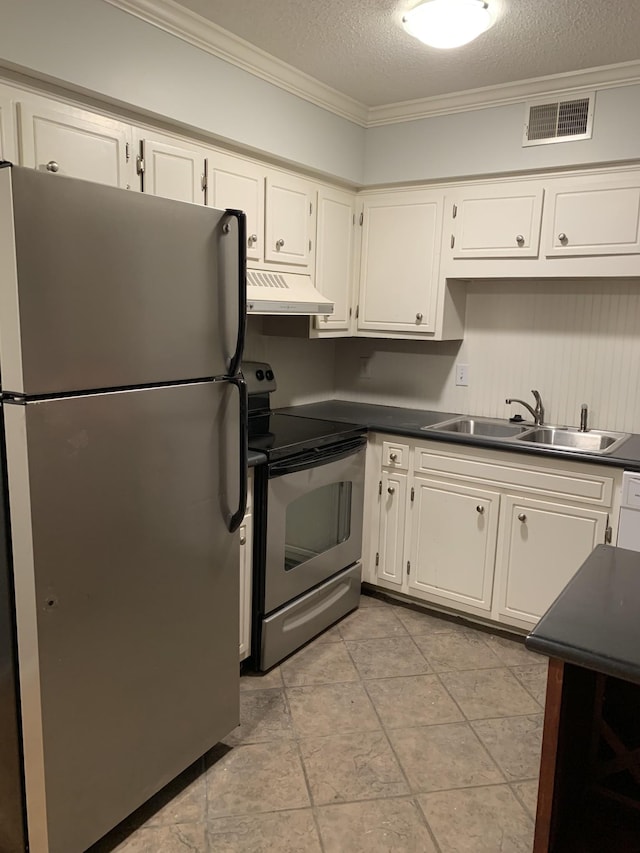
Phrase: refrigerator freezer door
[
  {"left": 4, "top": 381, "right": 240, "bottom": 853},
  {"left": 0, "top": 166, "right": 241, "bottom": 396}
]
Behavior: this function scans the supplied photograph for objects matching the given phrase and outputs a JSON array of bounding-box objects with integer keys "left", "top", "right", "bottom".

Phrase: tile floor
[{"left": 92, "top": 594, "right": 547, "bottom": 852}]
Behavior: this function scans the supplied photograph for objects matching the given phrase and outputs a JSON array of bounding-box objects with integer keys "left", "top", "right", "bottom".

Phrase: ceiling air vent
[{"left": 523, "top": 93, "right": 594, "bottom": 147}]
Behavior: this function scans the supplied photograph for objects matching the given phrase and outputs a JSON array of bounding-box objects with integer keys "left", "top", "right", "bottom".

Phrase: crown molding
[
  {"left": 367, "top": 60, "right": 640, "bottom": 126},
  {"left": 103, "top": 0, "right": 368, "bottom": 125},
  {"left": 103, "top": 1, "right": 640, "bottom": 129}
]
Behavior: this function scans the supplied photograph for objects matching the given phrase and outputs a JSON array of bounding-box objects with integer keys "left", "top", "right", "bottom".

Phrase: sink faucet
[
  {"left": 505, "top": 390, "right": 545, "bottom": 425},
  {"left": 579, "top": 403, "right": 589, "bottom": 432}
]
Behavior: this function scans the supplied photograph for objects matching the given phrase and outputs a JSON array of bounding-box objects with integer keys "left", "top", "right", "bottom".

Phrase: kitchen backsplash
[{"left": 333, "top": 279, "right": 640, "bottom": 434}]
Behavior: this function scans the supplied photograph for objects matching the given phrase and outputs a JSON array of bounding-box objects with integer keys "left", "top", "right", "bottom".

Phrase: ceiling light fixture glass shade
[{"left": 402, "top": 0, "right": 494, "bottom": 49}]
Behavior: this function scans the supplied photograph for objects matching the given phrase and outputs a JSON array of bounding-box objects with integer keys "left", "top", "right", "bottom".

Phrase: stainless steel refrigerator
[{"left": 0, "top": 164, "right": 247, "bottom": 853}]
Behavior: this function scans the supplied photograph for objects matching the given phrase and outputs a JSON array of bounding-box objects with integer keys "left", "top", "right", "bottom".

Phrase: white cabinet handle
[
  {"left": 558, "top": 233, "right": 567, "bottom": 243},
  {"left": 248, "top": 234, "right": 258, "bottom": 245},
  {"left": 276, "top": 238, "right": 285, "bottom": 249},
  {"left": 518, "top": 513, "right": 527, "bottom": 522},
  {"left": 516, "top": 234, "right": 524, "bottom": 245},
  {"left": 416, "top": 312, "right": 423, "bottom": 322},
  {"left": 46, "top": 160, "right": 60, "bottom": 173},
  {"left": 476, "top": 505, "right": 484, "bottom": 514}
]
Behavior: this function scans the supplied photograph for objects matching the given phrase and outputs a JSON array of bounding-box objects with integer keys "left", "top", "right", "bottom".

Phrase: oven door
[{"left": 264, "top": 436, "right": 365, "bottom": 614}]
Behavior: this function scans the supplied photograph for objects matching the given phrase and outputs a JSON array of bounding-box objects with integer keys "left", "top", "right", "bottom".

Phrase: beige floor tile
[
  {"left": 413, "top": 630, "right": 504, "bottom": 672},
  {"left": 300, "top": 731, "right": 409, "bottom": 805},
  {"left": 345, "top": 636, "right": 431, "bottom": 679},
  {"left": 388, "top": 722, "right": 504, "bottom": 792},
  {"left": 419, "top": 785, "right": 534, "bottom": 853},
  {"left": 311, "top": 621, "right": 344, "bottom": 643},
  {"left": 316, "top": 797, "right": 438, "bottom": 853},
  {"left": 281, "top": 640, "right": 358, "bottom": 686},
  {"left": 440, "top": 667, "right": 542, "bottom": 720},
  {"left": 394, "top": 606, "right": 469, "bottom": 636},
  {"left": 239, "top": 666, "right": 283, "bottom": 692},
  {"left": 206, "top": 741, "right": 309, "bottom": 818},
  {"left": 223, "top": 688, "right": 293, "bottom": 746},
  {"left": 483, "top": 633, "right": 543, "bottom": 666},
  {"left": 472, "top": 715, "right": 544, "bottom": 781},
  {"left": 366, "top": 674, "right": 463, "bottom": 729},
  {"left": 511, "top": 662, "right": 549, "bottom": 706},
  {"left": 338, "top": 605, "right": 408, "bottom": 640},
  {"left": 141, "top": 774, "right": 206, "bottom": 829},
  {"left": 207, "top": 809, "right": 322, "bottom": 852},
  {"left": 287, "top": 681, "right": 380, "bottom": 738},
  {"left": 110, "top": 823, "right": 207, "bottom": 853},
  {"left": 359, "top": 593, "right": 387, "bottom": 608},
  {"left": 512, "top": 778, "right": 540, "bottom": 819}
]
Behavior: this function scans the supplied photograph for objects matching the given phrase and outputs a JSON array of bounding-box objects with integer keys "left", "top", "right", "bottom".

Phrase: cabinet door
[
  {"left": 265, "top": 173, "right": 314, "bottom": 267},
  {"left": 209, "top": 152, "right": 265, "bottom": 263},
  {"left": 495, "top": 495, "right": 608, "bottom": 625},
  {"left": 18, "top": 101, "right": 131, "bottom": 188},
  {"left": 358, "top": 190, "right": 443, "bottom": 334},
  {"left": 409, "top": 477, "right": 499, "bottom": 612},
  {"left": 140, "top": 138, "right": 205, "bottom": 204},
  {"left": 451, "top": 184, "right": 544, "bottom": 258},
  {"left": 544, "top": 174, "right": 640, "bottom": 256},
  {"left": 314, "top": 186, "right": 356, "bottom": 332},
  {"left": 376, "top": 470, "right": 408, "bottom": 588},
  {"left": 0, "top": 90, "right": 16, "bottom": 163}
]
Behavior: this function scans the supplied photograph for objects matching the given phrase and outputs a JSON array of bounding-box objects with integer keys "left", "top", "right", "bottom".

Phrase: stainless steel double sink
[{"left": 421, "top": 416, "right": 630, "bottom": 455}]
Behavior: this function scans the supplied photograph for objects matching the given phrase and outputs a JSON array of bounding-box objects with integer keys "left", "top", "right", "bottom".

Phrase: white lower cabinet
[
  {"left": 494, "top": 494, "right": 608, "bottom": 628},
  {"left": 366, "top": 433, "right": 620, "bottom": 630},
  {"left": 239, "top": 471, "right": 253, "bottom": 661}
]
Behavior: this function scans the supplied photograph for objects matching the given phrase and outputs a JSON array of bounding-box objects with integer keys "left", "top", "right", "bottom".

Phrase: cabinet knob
[
  {"left": 558, "top": 232, "right": 567, "bottom": 243},
  {"left": 518, "top": 513, "right": 527, "bottom": 522},
  {"left": 416, "top": 312, "right": 423, "bottom": 322},
  {"left": 387, "top": 486, "right": 395, "bottom": 495},
  {"left": 239, "top": 536, "right": 246, "bottom": 546},
  {"left": 476, "top": 505, "right": 484, "bottom": 514},
  {"left": 46, "top": 160, "right": 60, "bottom": 173},
  {"left": 276, "top": 238, "right": 285, "bottom": 249},
  {"left": 389, "top": 452, "right": 398, "bottom": 462},
  {"left": 248, "top": 234, "right": 258, "bottom": 245},
  {"left": 516, "top": 234, "right": 524, "bottom": 245}
]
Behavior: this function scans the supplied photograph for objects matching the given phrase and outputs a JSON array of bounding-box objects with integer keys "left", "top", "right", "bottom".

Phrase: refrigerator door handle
[
  {"left": 224, "top": 209, "right": 247, "bottom": 378},
  {"left": 226, "top": 374, "right": 248, "bottom": 533}
]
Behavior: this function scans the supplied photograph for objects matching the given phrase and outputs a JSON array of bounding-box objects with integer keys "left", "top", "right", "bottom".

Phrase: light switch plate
[{"left": 455, "top": 363, "right": 469, "bottom": 386}]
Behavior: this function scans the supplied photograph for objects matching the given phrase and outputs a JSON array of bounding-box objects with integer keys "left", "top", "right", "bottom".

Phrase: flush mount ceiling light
[{"left": 402, "top": 0, "right": 494, "bottom": 49}]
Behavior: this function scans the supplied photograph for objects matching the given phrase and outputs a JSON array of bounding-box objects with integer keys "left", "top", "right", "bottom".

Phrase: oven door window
[{"left": 284, "top": 480, "right": 352, "bottom": 571}]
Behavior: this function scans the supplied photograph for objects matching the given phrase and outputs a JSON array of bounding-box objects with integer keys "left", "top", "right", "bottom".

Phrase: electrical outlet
[
  {"left": 359, "top": 356, "right": 372, "bottom": 379},
  {"left": 455, "top": 363, "right": 469, "bottom": 386}
]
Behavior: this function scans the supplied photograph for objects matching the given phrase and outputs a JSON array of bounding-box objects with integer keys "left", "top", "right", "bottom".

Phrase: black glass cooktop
[{"left": 248, "top": 413, "right": 366, "bottom": 461}]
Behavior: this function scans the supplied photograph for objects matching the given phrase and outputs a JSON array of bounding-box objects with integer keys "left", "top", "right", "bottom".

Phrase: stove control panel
[{"left": 242, "top": 361, "right": 277, "bottom": 396}]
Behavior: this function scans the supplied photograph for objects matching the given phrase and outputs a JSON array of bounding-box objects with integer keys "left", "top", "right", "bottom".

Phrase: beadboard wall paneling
[{"left": 334, "top": 280, "right": 640, "bottom": 434}]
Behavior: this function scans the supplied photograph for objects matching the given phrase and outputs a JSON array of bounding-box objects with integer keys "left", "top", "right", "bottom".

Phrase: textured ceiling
[{"left": 173, "top": 0, "right": 640, "bottom": 107}]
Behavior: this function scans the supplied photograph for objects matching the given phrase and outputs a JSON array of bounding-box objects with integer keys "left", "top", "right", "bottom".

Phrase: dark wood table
[{"left": 526, "top": 545, "right": 640, "bottom": 851}]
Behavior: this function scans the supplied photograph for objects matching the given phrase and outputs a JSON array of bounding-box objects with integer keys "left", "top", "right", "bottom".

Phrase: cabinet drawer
[
  {"left": 382, "top": 440, "right": 409, "bottom": 470},
  {"left": 414, "top": 445, "right": 614, "bottom": 506}
]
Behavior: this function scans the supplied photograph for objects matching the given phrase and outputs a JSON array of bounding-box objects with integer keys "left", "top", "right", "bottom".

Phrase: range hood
[{"left": 246, "top": 268, "right": 334, "bottom": 315}]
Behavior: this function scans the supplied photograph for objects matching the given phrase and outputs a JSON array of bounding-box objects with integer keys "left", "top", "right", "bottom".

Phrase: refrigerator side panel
[
  {"left": 8, "top": 167, "right": 241, "bottom": 395},
  {"left": 0, "top": 168, "right": 25, "bottom": 394},
  {"left": 3, "top": 404, "right": 49, "bottom": 853},
  {"left": 0, "top": 405, "right": 28, "bottom": 853},
  {"left": 8, "top": 382, "right": 239, "bottom": 853}
]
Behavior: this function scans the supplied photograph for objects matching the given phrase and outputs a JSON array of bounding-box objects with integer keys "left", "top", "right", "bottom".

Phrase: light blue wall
[
  {"left": 364, "top": 85, "right": 640, "bottom": 185},
  {"left": 0, "top": 0, "right": 365, "bottom": 184}
]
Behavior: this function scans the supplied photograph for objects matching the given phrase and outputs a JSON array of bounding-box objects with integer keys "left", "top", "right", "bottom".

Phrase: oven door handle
[{"left": 268, "top": 436, "right": 366, "bottom": 478}]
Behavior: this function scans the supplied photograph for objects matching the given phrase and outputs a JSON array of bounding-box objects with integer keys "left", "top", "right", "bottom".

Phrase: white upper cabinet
[
  {"left": 543, "top": 172, "right": 640, "bottom": 257},
  {"left": 357, "top": 189, "right": 444, "bottom": 336},
  {"left": 265, "top": 172, "right": 315, "bottom": 268},
  {"left": 0, "top": 87, "right": 16, "bottom": 163},
  {"left": 138, "top": 136, "right": 205, "bottom": 204},
  {"left": 208, "top": 151, "right": 265, "bottom": 264},
  {"left": 313, "top": 185, "right": 356, "bottom": 334},
  {"left": 450, "top": 183, "right": 544, "bottom": 258},
  {"left": 17, "top": 100, "right": 132, "bottom": 189}
]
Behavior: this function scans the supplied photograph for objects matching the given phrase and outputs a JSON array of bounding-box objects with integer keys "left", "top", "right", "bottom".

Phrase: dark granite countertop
[
  {"left": 276, "top": 400, "right": 640, "bottom": 471},
  {"left": 525, "top": 545, "right": 640, "bottom": 685}
]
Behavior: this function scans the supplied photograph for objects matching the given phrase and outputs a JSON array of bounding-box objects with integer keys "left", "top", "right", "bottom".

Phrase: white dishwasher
[{"left": 617, "top": 472, "right": 640, "bottom": 551}]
